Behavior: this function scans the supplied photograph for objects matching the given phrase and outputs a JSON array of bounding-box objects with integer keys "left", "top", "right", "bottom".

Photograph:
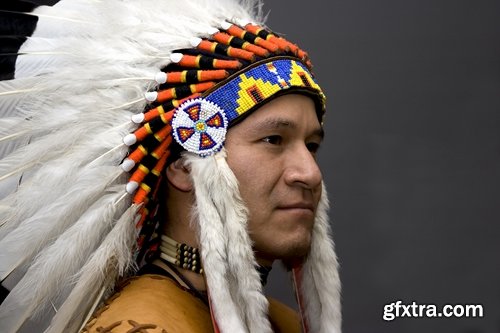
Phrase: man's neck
[{"left": 157, "top": 233, "right": 207, "bottom": 291}]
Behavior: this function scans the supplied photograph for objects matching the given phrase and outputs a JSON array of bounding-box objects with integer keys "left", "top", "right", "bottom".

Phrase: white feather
[
  {"left": 0, "top": 130, "right": 129, "bottom": 240},
  {"left": 0, "top": 188, "right": 130, "bottom": 333},
  {"left": 0, "top": 168, "right": 125, "bottom": 281},
  {"left": 0, "top": 79, "right": 41, "bottom": 125},
  {"left": 15, "top": 37, "right": 69, "bottom": 79},
  {"left": 0, "top": 135, "right": 30, "bottom": 200},
  {"left": 45, "top": 204, "right": 139, "bottom": 333}
]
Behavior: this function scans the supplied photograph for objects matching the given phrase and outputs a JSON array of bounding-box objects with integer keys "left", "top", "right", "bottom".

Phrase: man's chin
[
  {"left": 282, "top": 256, "right": 307, "bottom": 271},
  {"left": 280, "top": 244, "right": 312, "bottom": 269}
]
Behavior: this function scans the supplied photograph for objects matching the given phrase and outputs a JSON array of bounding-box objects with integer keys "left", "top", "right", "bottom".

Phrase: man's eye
[
  {"left": 306, "top": 142, "right": 321, "bottom": 153},
  {"left": 262, "top": 135, "right": 282, "bottom": 145}
]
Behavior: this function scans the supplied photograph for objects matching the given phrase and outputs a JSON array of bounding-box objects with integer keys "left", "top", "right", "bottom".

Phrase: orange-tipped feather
[
  {"left": 133, "top": 183, "right": 151, "bottom": 205},
  {"left": 129, "top": 145, "right": 148, "bottom": 164},
  {"left": 144, "top": 106, "right": 165, "bottom": 122},
  {"left": 226, "top": 24, "right": 279, "bottom": 53},
  {"left": 130, "top": 164, "right": 149, "bottom": 185},
  {"left": 197, "top": 40, "right": 255, "bottom": 62},
  {"left": 191, "top": 81, "right": 216, "bottom": 93},
  {"left": 198, "top": 70, "right": 229, "bottom": 81},
  {"left": 157, "top": 88, "right": 176, "bottom": 103},
  {"left": 151, "top": 135, "right": 172, "bottom": 159},
  {"left": 134, "top": 123, "right": 153, "bottom": 142}
]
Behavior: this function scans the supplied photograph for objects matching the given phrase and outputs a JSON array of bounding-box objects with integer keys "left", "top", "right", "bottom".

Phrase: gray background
[{"left": 264, "top": 1, "right": 500, "bottom": 333}]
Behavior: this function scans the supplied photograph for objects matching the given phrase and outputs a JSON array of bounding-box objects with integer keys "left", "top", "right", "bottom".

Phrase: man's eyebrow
[
  {"left": 313, "top": 127, "right": 325, "bottom": 140},
  {"left": 251, "top": 118, "right": 297, "bottom": 130},
  {"left": 248, "top": 117, "right": 324, "bottom": 139}
]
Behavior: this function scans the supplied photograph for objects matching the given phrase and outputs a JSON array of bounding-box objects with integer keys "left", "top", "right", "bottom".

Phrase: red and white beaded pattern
[{"left": 171, "top": 98, "right": 228, "bottom": 157}]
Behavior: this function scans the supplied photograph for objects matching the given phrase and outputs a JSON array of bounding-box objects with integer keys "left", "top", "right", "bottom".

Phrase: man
[
  {"left": 0, "top": 0, "right": 340, "bottom": 332},
  {"left": 162, "top": 94, "right": 324, "bottom": 288}
]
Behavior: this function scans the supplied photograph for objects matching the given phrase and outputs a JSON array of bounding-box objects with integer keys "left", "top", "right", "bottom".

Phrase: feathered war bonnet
[{"left": 0, "top": 0, "right": 340, "bottom": 332}]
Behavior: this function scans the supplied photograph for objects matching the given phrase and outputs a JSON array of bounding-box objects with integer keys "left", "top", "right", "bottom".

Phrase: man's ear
[{"left": 166, "top": 158, "right": 193, "bottom": 192}]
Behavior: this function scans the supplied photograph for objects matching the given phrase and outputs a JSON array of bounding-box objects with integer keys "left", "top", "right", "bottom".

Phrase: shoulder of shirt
[
  {"left": 82, "top": 274, "right": 213, "bottom": 333},
  {"left": 268, "top": 297, "right": 302, "bottom": 333},
  {"left": 82, "top": 274, "right": 302, "bottom": 333}
]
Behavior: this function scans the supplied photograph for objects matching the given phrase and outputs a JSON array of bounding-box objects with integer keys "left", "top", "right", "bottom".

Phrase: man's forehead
[
  {"left": 241, "top": 94, "right": 321, "bottom": 125},
  {"left": 239, "top": 111, "right": 324, "bottom": 139},
  {"left": 260, "top": 118, "right": 324, "bottom": 139}
]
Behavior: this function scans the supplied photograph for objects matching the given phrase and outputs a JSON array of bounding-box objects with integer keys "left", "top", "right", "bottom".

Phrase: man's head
[
  {"left": 225, "top": 93, "right": 323, "bottom": 264},
  {"left": 165, "top": 93, "right": 323, "bottom": 265}
]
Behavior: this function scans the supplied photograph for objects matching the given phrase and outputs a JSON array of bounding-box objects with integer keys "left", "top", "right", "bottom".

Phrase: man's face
[{"left": 225, "top": 94, "right": 323, "bottom": 264}]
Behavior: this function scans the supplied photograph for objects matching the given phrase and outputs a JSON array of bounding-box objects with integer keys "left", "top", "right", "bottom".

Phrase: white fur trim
[
  {"left": 190, "top": 37, "right": 203, "bottom": 47},
  {"left": 186, "top": 152, "right": 247, "bottom": 332},
  {"left": 186, "top": 149, "right": 272, "bottom": 333},
  {"left": 121, "top": 158, "right": 135, "bottom": 172},
  {"left": 144, "top": 91, "right": 158, "bottom": 102},
  {"left": 154, "top": 72, "right": 167, "bottom": 84},
  {"left": 206, "top": 27, "right": 220, "bottom": 35},
  {"left": 131, "top": 113, "right": 145, "bottom": 124},
  {"left": 123, "top": 134, "right": 137, "bottom": 146},
  {"left": 220, "top": 21, "right": 232, "bottom": 30},
  {"left": 169, "top": 53, "right": 183, "bottom": 63},
  {"left": 298, "top": 183, "right": 342, "bottom": 333}
]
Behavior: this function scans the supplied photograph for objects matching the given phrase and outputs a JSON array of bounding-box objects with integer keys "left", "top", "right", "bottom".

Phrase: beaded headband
[
  {"left": 121, "top": 22, "right": 325, "bottom": 259},
  {"left": 171, "top": 57, "right": 323, "bottom": 156}
]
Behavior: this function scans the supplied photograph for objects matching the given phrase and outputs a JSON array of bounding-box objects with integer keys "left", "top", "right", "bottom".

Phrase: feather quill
[
  {"left": 0, "top": 79, "right": 40, "bottom": 121},
  {"left": 15, "top": 37, "right": 67, "bottom": 78}
]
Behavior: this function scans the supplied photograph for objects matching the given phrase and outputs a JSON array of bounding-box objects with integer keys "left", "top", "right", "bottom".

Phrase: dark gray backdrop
[{"left": 264, "top": 1, "right": 500, "bottom": 333}]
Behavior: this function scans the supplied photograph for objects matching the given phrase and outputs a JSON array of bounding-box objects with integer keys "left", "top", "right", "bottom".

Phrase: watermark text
[{"left": 383, "top": 301, "right": 483, "bottom": 321}]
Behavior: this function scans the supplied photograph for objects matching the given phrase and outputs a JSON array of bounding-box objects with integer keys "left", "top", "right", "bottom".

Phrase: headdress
[{"left": 0, "top": 0, "right": 341, "bottom": 332}]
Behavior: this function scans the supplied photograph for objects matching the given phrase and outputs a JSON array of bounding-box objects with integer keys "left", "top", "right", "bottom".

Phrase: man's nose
[{"left": 284, "top": 144, "right": 322, "bottom": 190}]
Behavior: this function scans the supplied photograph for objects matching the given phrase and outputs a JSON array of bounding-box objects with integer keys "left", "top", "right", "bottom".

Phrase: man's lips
[{"left": 277, "top": 202, "right": 315, "bottom": 212}]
